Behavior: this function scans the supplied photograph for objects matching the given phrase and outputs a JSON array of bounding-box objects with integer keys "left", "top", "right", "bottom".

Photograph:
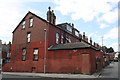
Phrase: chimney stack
[
  {"left": 47, "top": 6, "right": 56, "bottom": 25},
  {"left": 90, "top": 37, "right": 92, "bottom": 45},
  {"left": 83, "top": 32, "right": 85, "bottom": 40},
  {"left": 85, "top": 37, "right": 88, "bottom": 42},
  {"left": 72, "top": 23, "right": 74, "bottom": 27},
  {"left": 94, "top": 42, "right": 95, "bottom": 47}
]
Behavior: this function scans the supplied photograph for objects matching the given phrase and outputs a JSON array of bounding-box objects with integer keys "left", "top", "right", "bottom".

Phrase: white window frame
[
  {"left": 33, "top": 48, "right": 38, "bottom": 61},
  {"left": 22, "top": 21, "right": 25, "bottom": 29},
  {"left": 56, "top": 32, "right": 59, "bottom": 44},
  {"left": 30, "top": 18, "right": 33, "bottom": 27},
  {"left": 27, "top": 32, "right": 31, "bottom": 43}
]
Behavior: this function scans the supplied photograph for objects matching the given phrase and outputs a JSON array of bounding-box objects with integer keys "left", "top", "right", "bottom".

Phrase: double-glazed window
[
  {"left": 22, "top": 48, "right": 26, "bottom": 61},
  {"left": 56, "top": 32, "right": 59, "bottom": 44},
  {"left": 27, "top": 32, "right": 31, "bottom": 43},
  {"left": 30, "top": 18, "right": 33, "bottom": 27},
  {"left": 33, "top": 48, "right": 38, "bottom": 61},
  {"left": 22, "top": 21, "right": 25, "bottom": 29}
]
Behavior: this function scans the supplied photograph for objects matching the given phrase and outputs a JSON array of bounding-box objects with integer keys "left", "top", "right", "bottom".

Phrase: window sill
[
  {"left": 28, "top": 26, "right": 33, "bottom": 28},
  {"left": 21, "top": 28, "right": 25, "bottom": 30},
  {"left": 33, "top": 59, "right": 38, "bottom": 61}
]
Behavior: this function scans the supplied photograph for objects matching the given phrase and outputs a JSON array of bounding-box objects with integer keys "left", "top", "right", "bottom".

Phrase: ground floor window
[
  {"left": 22, "top": 48, "right": 26, "bottom": 61},
  {"left": 33, "top": 48, "right": 38, "bottom": 61}
]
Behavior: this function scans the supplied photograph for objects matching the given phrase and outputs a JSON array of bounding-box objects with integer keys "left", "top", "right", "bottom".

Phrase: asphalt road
[
  {"left": 2, "top": 74, "right": 119, "bottom": 80},
  {"left": 99, "top": 62, "right": 119, "bottom": 78}
]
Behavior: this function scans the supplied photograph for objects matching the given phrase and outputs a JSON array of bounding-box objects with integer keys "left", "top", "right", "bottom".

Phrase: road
[
  {"left": 99, "top": 62, "right": 119, "bottom": 78},
  {"left": 1, "top": 74, "right": 119, "bottom": 80}
]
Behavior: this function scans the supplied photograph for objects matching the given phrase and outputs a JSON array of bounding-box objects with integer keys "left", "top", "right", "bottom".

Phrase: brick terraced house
[{"left": 3, "top": 7, "right": 104, "bottom": 74}]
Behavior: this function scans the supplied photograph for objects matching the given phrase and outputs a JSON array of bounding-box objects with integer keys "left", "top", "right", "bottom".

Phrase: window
[
  {"left": 33, "top": 48, "right": 38, "bottom": 61},
  {"left": 61, "top": 34, "right": 64, "bottom": 44},
  {"left": 7, "top": 53, "right": 11, "bottom": 58},
  {"left": 66, "top": 25, "right": 72, "bottom": 32},
  {"left": 22, "top": 48, "right": 26, "bottom": 61},
  {"left": 22, "top": 21, "right": 25, "bottom": 29},
  {"left": 68, "top": 37, "right": 71, "bottom": 43},
  {"left": 56, "top": 32, "right": 59, "bottom": 44},
  {"left": 75, "top": 30, "right": 79, "bottom": 37},
  {"left": 66, "top": 37, "right": 69, "bottom": 43},
  {"left": 66, "top": 36, "right": 71, "bottom": 43},
  {"left": 30, "top": 18, "right": 33, "bottom": 27},
  {"left": 27, "top": 32, "right": 31, "bottom": 43}
]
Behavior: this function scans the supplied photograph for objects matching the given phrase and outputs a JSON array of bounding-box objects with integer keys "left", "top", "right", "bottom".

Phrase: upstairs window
[
  {"left": 22, "top": 21, "right": 25, "bottom": 29},
  {"left": 33, "top": 48, "right": 38, "bottom": 61},
  {"left": 66, "top": 25, "right": 72, "bottom": 32},
  {"left": 61, "top": 34, "right": 64, "bottom": 44},
  {"left": 29, "top": 18, "right": 33, "bottom": 27},
  {"left": 75, "top": 30, "right": 79, "bottom": 37},
  {"left": 27, "top": 32, "right": 31, "bottom": 43},
  {"left": 56, "top": 32, "right": 59, "bottom": 44},
  {"left": 69, "top": 37, "right": 71, "bottom": 43},
  {"left": 66, "top": 36, "right": 71, "bottom": 43},
  {"left": 22, "top": 48, "right": 26, "bottom": 61}
]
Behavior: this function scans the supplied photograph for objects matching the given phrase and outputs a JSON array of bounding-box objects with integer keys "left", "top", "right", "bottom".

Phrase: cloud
[
  {"left": 0, "top": 0, "right": 41, "bottom": 43},
  {"left": 54, "top": 0, "right": 118, "bottom": 22},
  {"left": 99, "top": 24, "right": 109, "bottom": 29},
  {"left": 88, "top": 32, "right": 98, "bottom": 38},
  {"left": 0, "top": 0, "right": 24, "bottom": 43},
  {"left": 98, "top": 9, "right": 118, "bottom": 23},
  {"left": 104, "top": 27, "right": 118, "bottom": 39}
]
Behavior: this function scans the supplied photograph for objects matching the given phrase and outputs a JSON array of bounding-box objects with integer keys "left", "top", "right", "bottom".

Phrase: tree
[
  {"left": 102, "top": 46, "right": 107, "bottom": 52},
  {"left": 106, "top": 47, "right": 114, "bottom": 53},
  {"left": 102, "top": 46, "right": 114, "bottom": 53}
]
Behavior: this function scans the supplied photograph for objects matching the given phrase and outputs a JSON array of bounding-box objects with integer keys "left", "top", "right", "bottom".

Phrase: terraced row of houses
[{"left": 2, "top": 7, "right": 115, "bottom": 74}]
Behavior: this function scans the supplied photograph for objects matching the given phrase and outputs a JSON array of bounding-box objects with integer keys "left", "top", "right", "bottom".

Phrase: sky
[{"left": 0, "top": 0, "right": 119, "bottom": 51}]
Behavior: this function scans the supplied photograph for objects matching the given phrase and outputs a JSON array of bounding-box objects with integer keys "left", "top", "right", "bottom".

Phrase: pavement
[{"left": 1, "top": 71, "right": 102, "bottom": 79}]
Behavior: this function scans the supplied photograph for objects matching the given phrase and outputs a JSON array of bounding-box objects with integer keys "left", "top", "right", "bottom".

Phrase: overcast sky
[{"left": 0, "top": 0, "right": 119, "bottom": 51}]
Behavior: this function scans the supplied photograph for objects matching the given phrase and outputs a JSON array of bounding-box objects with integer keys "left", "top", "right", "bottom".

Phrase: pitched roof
[
  {"left": 48, "top": 41, "right": 99, "bottom": 51},
  {"left": 12, "top": 11, "right": 49, "bottom": 33},
  {"left": 12, "top": 11, "right": 80, "bottom": 40}
]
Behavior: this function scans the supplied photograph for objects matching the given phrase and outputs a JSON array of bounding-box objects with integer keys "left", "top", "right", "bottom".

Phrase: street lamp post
[{"left": 44, "top": 29, "right": 47, "bottom": 74}]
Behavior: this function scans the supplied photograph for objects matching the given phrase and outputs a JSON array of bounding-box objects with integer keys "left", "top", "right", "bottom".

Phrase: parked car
[{"left": 114, "top": 59, "right": 119, "bottom": 62}]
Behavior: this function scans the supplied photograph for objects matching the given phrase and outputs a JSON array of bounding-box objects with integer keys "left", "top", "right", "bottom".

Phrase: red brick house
[
  {"left": 3, "top": 7, "right": 104, "bottom": 74},
  {"left": 0, "top": 41, "right": 11, "bottom": 66}
]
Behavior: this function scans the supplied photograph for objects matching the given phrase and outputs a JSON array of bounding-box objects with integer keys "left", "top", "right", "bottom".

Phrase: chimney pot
[
  {"left": 90, "top": 37, "right": 92, "bottom": 45},
  {"left": 48, "top": 6, "right": 51, "bottom": 11},
  {"left": 83, "top": 32, "right": 85, "bottom": 40}
]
